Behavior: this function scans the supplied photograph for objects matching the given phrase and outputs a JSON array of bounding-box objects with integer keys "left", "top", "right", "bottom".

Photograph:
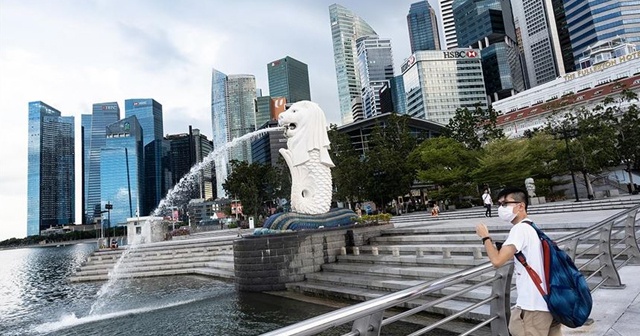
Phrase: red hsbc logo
[{"left": 444, "top": 50, "right": 479, "bottom": 59}]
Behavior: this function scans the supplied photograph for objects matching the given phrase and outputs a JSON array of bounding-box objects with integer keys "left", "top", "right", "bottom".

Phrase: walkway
[{"left": 565, "top": 266, "right": 640, "bottom": 336}]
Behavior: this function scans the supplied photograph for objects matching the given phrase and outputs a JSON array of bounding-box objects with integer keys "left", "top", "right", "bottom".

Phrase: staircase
[
  {"left": 283, "top": 196, "right": 640, "bottom": 322},
  {"left": 69, "top": 232, "right": 242, "bottom": 282}
]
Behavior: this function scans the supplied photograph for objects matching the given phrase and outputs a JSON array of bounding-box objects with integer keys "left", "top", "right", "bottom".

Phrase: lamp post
[
  {"left": 557, "top": 125, "right": 580, "bottom": 202},
  {"left": 105, "top": 202, "right": 113, "bottom": 238}
]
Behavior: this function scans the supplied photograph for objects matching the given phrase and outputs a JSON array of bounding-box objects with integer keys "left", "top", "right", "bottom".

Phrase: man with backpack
[{"left": 475, "top": 187, "right": 562, "bottom": 336}]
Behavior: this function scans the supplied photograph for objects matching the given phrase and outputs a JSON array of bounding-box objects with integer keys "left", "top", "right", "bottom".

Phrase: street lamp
[
  {"left": 553, "top": 124, "right": 580, "bottom": 202},
  {"left": 105, "top": 202, "right": 113, "bottom": 238}
]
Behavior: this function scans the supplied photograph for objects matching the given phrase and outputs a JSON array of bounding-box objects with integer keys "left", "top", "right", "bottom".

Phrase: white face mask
[{"left": 498, "top": 205, "right": 517, "bottom": 222}]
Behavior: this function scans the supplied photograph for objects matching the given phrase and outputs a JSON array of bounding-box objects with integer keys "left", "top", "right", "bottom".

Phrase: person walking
[
  {"left": 475, "top": 187, "right": 562, "bottom": 336},
  {"left": 482, "top": 189, "right": 493, "bottom": 217}
]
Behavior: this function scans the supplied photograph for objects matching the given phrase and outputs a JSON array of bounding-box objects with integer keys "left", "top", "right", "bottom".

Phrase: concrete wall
[{"left": 234, "top": 223, "right": 392, "bottom": 292}]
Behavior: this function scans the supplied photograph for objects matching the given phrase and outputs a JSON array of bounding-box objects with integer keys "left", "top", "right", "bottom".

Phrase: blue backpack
[{"left": 515, "top": 221, "right": 593, "bottom": 328}]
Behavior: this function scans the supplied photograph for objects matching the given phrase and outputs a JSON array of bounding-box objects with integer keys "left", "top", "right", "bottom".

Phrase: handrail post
[
  {"left": 623, "top": 209, "right": 640, "bottom": 265},
  {"left": 490, "top": 263, "right": 513, "bottom": 336},
  {"left": 599, "top": 220, "right": 624, "bottom": 288},
  {"left": 351, "top": 311, "right": 384, "bottom": 336}
]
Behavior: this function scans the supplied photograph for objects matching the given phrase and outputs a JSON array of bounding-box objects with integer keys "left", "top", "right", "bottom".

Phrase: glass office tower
[
  {"left": 407, "top": 1, "right": 441, "bottom": 52},
  {"left": 356, "top": 36, "right": 395, "bottom": 119},
  {"left": 125, "top": 99, "right": 163, "bottom": 216},
  {"left": 100, "top": 116, "right": 143, "bottom": 227},
  {"left": 453, "top": 0, "right": 525, "bottom": 102},
  {"left": 402, "top": 50, "right": 488, "bottom": 124},
  {"left": 82, "top": 102, "right": 120, "bottom": 223},
  {"left": 166, "top": 127, "right": 214, "bottom": 201},
  {"left": 210, "top": 69, "right": 257, "bottom": 198},
  {"left": 329, "top": 3, "right": 378, "bottom": 124},
  {"left": 563, "top": 0, "right": 640, "bottom": 69},
  {"left": 267, "top": 56, "right": 311, "bottom": 104},
  {"left": 27, "top": 101, "right": 75, "bottom": 236}
]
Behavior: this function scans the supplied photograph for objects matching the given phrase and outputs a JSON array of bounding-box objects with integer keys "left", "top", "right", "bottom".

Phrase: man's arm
[{"left": 476, "top": 223, "right": 516, "bottom": 268}]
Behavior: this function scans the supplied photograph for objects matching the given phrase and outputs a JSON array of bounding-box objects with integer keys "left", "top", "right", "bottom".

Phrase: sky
[{"left": 0, "top": 0, "right": 430, "bottom": 241}]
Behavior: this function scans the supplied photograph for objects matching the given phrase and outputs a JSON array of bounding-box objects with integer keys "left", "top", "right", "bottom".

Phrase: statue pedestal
[{"left": 529, "top": 196, "right": 546, "bottom": 205}]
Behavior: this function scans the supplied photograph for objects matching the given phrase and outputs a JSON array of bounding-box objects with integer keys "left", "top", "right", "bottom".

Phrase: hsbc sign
[{"left": 443, "top": 50, "right": 479, "bottom": 59}]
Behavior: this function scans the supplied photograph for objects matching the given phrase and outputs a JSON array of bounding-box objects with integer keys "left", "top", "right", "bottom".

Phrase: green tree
[
  {"left": 601, "top": 89, "right": 640, "bottom": 188},
  {"left": 413, "top": 136, "right": 479, "bottom": 201},
  {"left": 471, "top": 138, "right": 534, "bottom": 188},
  {"left": 363, "top": 114, "right": 419, "bottom": 208},
  {"left": 444, "top": 104, "right": 504, "bottom": 149},
  {"left": 223, "top": 160, "right": 282, "bottom": 219},
  {"left": 327, "top": 124, "right": 368, "bottom": 206}
]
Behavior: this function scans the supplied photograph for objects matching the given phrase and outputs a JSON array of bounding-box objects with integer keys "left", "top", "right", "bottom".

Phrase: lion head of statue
[{"left": 278, "top": 100, "right": 335, "bottom": 167}]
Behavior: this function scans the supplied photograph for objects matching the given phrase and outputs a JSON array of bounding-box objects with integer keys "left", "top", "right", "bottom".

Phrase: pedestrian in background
[{"left": 482, "top": 189, "right": 493, "bottom": 217}]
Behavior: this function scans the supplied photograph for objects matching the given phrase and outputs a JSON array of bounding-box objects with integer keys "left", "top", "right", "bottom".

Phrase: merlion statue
[
  {"left": 525, "top": 178, "right": 536, "bottom": 198},
  {"left": 278, "top": 100, "right": 335, "bottom": 214},
  {"left": 255, "top": 101, "right": 356, "bottom": 234}
]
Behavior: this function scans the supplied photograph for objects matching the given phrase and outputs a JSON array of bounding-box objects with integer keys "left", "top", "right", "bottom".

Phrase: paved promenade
[{"left": 565, "top": 265, "right": 640, "bottom": 336}]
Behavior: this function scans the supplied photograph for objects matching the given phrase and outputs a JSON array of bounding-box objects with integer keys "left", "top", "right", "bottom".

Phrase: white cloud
[{"left": 0, "top": 0, "right": 416, "bottom": 241}]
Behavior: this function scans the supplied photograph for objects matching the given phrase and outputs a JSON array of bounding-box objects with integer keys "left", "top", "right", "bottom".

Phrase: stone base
[
  {"left": 529, "top": 196, "right": 546, "bottom": 205},
  {"left": 255, "top": 208, "right": 357, "bottom": 234}
]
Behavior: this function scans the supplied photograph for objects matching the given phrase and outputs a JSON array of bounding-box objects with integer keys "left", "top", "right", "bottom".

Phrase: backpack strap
[{"left": 515, "top": 220, "right": 548, "bottom": 297}]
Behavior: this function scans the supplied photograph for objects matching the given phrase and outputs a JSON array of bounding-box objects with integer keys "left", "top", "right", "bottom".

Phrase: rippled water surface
[{"left": 0, "top": 244, "right": 450, "bottom": 336}]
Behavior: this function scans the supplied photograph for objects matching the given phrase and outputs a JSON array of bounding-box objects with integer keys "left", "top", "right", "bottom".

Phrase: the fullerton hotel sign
[{"left": 563, "top": 50, "right": 640, "bottom": 81}]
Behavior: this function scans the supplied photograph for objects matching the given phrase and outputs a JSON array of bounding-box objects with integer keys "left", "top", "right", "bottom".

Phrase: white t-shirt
[
  {"left": 482, "top": 193, "right": 492, "bottom": 205},
  {"left": 503, "top": 218, "right": 549, "bottom": 311}
]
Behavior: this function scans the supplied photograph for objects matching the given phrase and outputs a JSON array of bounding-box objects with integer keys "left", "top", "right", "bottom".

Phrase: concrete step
[
  {"left": 69, "top": 266, "right": 235, "bottom": 282},
  {"left": 78, "top": 254, "right": 233, "bottom": 272},
  {"left": 321, "top": 263, "right": 496, "bottom": 283},
  {"left": 85, "top": 249, "right": 233, "bottom": 267}
]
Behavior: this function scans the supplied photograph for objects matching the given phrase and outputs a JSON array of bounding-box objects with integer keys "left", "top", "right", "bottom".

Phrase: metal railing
[{"left": 262, "top": 205, "right": 640, "bottom": 336}]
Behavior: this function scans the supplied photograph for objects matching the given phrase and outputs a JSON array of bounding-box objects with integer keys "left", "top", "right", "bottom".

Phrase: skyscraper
[
  {"left": 100, "top": 116, "right": 143, "bottom": 227},
  {"left": 211, "top": 69, "right": 257, "bottom": 198},
  {"left": 27, "top": 101, "right": 75, "bottom": 236},
  {"left": 563, "top": 0, "right": 640, "bottom": 69},
  {"left": 453, "top": 0, "right": 525, "bottom": 102},
  {"left": 125, "top": 99, "right": 164, "bottom": 216},
  {"left": 329, "top": 3, "right": 378, "bottom": 124},
  {"left": 511, "top": 0, "right": 565, "bottom": 88},
  {"left": 267, "top": 56, "right": 311, "bottom": 104},
  {"left": 166, "top": 127, "right": 214, "bottom": 201},
  {"left": 82, "top": 102, "right": 120, "bottom": 223},
  {"left": 356, "top": 36, "right": 395, "bottom": 119},
  {"left": 436, "top": 0, "right": 458, "bottom": 49},
  {"left": 407, "top": 1, "right": 441, "bottom": 52},
  {"left": 402, "top": 49, "right": 488, "bottom": 124}
]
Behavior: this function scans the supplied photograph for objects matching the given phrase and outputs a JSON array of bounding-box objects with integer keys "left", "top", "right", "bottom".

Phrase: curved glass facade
[
  {"left": 83, "top": 102, "right": 119, "bottom": 222},
  {"left": 100, "top": 116, "right": 142, "bottom": 227},
  {"left": 125, "top": 99, "right": 163, "bottom": 215},
  {"left": 329, "top": 3, "right": 378, "bottom": 124}
]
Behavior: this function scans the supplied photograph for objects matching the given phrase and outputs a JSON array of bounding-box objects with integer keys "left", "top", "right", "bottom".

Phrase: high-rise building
[
  {"left": 100, "top": 116, "right": 143, "bottom": 227},
  {"left": 402, "top": 49, "right": 488, "bottom": 124},
  {"left": 390, "top": 75, "right": 407, "bottom": 114},
  {"left": 210, "top": 69, "right": 257, "bottom": 198},
  {"left": 551, "top": 0, "right": 575, "bottom": 73},
  {"left": 267, "top": 56, "right": 311, "bottom": 104},
  {"left": 407, "top": 1, "right": 441, "bottom": 52},
  {"left": 356, "top": 36, "right": 395, "bottom": 119},
  {"left": 453, "top": 0, "right": 525, "bottom": 103},
  {"left": 563, "top": 0, "right": 640, "bottom": 69},
  {"left": 124, "top": 99, "right": 164, "bottom": 216},
  {"left": 27, "top": 101, "right": 75, "bottom": 236},
  {"left": 82, "top": 102, "right": 120, "bottom": 223},
  {"left": 511, "top": 0, "right": 565, "bottom": 88},
  {"left": 329, "top": 3, "right": 378, "bottom": 124},
  {"left": 436, "top": 0, "right": 458, "bottom": 49},
  {"left": 166, "top": 127, "right": 214, "bottom": 201}
]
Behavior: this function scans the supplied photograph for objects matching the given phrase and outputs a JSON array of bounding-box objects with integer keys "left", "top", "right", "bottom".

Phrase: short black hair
[{"left": 497, "top": 187, "right": 528, "bottom": 210}]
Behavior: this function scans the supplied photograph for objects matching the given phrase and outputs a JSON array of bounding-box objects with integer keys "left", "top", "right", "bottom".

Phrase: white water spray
[{"left": 88, "top": 127, "right": 283, "bottom": 316}]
